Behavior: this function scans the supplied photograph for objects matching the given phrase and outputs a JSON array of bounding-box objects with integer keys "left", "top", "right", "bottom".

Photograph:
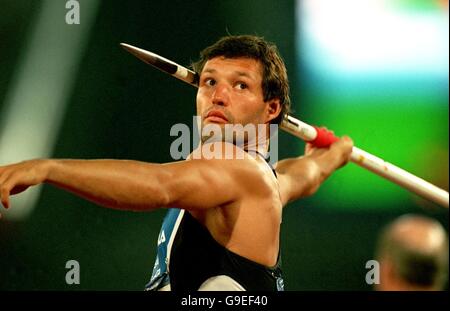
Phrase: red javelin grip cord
[{"left": 310, "top": 126, "right": 339, "bottom": 148}]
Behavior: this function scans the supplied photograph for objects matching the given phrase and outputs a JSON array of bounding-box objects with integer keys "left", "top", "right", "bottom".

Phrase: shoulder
[
  {"left": 189, "top": 142, "right": 273, "bottom": 192},
  {"left": 190, "top": 141, "right": 249, "bottom": 161}
]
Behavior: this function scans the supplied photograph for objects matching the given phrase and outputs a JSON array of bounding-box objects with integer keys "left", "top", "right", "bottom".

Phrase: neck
[
  {"left": 241, "top": 124, "right": 271, "bottom": 158},
  {"left": 242, "top": 138, "right": 270, "bottom": 159},
  {"left": 198, "top": 122, "right": 272, "bottom": 158}
]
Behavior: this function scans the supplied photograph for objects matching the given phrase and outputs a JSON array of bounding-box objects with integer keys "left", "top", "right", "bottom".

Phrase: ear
[{"left": 265, "top": 98, "right": 282, "bottom": 123}]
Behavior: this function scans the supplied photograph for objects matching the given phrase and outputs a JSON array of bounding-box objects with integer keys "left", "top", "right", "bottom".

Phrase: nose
[{"left": 211, "top": 83, "right": 229, "bottom": 106}]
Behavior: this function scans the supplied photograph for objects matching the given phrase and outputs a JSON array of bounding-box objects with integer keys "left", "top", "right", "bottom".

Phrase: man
[
  {"left": 375, "top": 214, "right": 448, "bottom": 291},
  {"left": 0, "top": 35, "right": 353, "bottom": 291}
]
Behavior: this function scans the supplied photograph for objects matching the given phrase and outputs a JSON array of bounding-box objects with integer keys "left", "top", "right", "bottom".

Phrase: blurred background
[{"left": 0, "top": 0, "right": 448, "bottom": 290}]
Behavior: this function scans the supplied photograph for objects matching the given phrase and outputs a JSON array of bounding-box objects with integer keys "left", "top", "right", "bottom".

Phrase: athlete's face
[{"left": 196, "top": 57, "right": 280, "bottom": 143}]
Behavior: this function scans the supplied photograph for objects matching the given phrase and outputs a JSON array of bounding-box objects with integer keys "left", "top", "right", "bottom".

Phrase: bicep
[{"left": 162, "top": 159, "right": 244, "bottom": 211}]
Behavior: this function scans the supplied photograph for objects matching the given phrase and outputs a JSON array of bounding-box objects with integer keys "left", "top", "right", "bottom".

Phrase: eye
[
  {"left": 204, "top": 78, "right": 216, "bottom": 86},
  {"left": 235, "top": 82, "right": 248, "bottom": 90}
]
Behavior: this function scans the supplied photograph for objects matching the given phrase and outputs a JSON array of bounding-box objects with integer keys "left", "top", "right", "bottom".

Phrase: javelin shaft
[
  {"left": 120, "top": 43, "right": 449, "bottom": 208},
  {"left": 282, "top": 116, "right": 449, "bottom": 207}
]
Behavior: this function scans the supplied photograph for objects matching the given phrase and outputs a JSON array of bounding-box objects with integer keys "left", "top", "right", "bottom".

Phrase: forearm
[
  {"left": 276, "top": 138, "right": 353, "bottom": 202},
  {"left": 46, "top": 159, "right": 171, "bottom": 211},
  {"left": 276, "top": 156, "right": 323, "bottom": 200}
]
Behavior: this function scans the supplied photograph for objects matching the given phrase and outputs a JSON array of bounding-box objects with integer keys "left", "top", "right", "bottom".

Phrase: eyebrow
[{"left": 201, "top": 68, "right": 254, "bottom": 79}]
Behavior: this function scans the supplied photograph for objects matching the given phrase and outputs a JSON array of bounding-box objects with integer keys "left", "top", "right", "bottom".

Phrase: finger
[
  {"left": 0, "top": 182, "right": 11, "bottom": 209},
  {"left": 0, "top": 168, "right": 12, "bottom": 186},
  {"left": 336, "top": 136, "right": 354, "bottom": 152},
  {"left": 0, "top": 166, "right": 19, "bottom": 210},
  {"left": 318, "top": 126, "right": 335, "bottom": 134},
  {"left": 0, "top": 167, "right": 19, "bottom": 195},
  {"left": 330, "top": 136, "right": 354, "bottom": 167},
  {"left": 0, "top": 170, "right": 20, "bottom": 209},
  {"left": 305, "top": 142, "right": 313, "bottom": 153}
]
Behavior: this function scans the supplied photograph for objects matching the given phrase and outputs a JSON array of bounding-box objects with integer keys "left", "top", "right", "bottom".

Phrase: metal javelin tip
[{"left": 120, "top": 42, "right": 199, "bottom": 86}]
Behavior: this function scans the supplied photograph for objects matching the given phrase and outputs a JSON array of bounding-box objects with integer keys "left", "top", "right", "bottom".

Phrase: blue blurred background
[{"left": 0, "top": 0, "right": 448, "bottom": 290}]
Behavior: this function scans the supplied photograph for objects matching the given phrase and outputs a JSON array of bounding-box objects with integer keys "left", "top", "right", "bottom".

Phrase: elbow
[
  {"left": 127, "top": 185, "right": 171, "bottom": 211},
  {"left": 153, "top": 168, "right": 175, "bottom": 208},
  {"left": 300, "top": 160, "right": 327, "bottom": 198},
  {"left": 301, "top": 182, "right": 320, "bottom": 198},
  {"left": 128, "top": 169, "right": 173, "bottom": 211},
  {"left": 158, "top": 188, "right": 172, "bottom": 208}
]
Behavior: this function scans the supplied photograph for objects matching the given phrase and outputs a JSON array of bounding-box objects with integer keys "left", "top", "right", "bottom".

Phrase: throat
[{"left": 242, "top": 137, "right": 269, "bottom": 159}]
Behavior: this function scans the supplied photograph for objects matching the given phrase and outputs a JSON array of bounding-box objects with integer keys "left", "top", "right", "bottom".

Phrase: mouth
[{"left": 204, "top": 110, "right": 229, "bottom": 123}]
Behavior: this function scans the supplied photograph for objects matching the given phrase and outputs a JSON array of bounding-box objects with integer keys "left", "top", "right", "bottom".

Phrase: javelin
[{"left": 120, "top": 43, "right": 449, "bottom": 208}]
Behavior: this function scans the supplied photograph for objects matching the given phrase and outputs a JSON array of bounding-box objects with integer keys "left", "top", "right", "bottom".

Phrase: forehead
[{"left": 201, "top": 57, "right": 263, "bottom": 79}]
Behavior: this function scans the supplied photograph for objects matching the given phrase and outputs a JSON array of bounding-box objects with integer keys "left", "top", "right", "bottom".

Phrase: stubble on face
[{"left": 197, "top": 57, "right": 267, "bottom": 146}]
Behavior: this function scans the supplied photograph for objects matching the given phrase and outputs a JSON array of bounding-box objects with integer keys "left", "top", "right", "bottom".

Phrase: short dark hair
[{"left": 192, "top": 35, "right": 291, "bottom": 125}]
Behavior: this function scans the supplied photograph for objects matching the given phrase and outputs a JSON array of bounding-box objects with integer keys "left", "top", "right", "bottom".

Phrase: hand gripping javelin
[{"left": 120, "top": 43, "right": 449, "bottom": 208}]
